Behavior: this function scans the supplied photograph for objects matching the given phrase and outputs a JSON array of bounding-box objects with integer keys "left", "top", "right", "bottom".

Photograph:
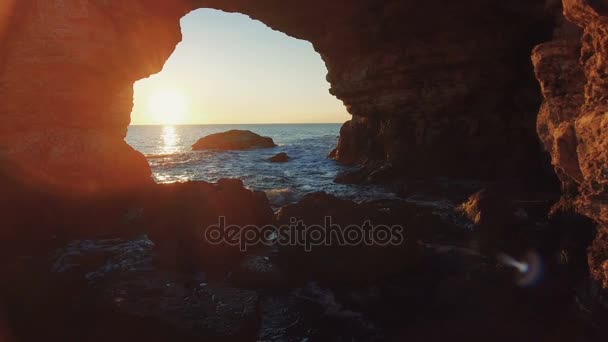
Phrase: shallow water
[{"left": 126, "top": 124, "right": 394, "bottom": 207}]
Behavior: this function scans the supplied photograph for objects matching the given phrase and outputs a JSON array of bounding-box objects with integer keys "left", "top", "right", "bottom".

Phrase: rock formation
[
  {"left": 275, "top": 192, "right": 419, "bottom": 284},
  {"left": 0, "top": 0, "right": 559, "bottom": 195},
  {"left": 268, "top": 152, "right": 288, "bottom": 163},
  {"left": 533, "top": 0, "right": 608, "bottom": 299},
  {"left": 192, "top": 130, "right": 276, "bottom": 150},
  {"left": 144, "top": 179, "right": 274, "bottom": 273},
  {"left": 1, "top": 0, "right": 608, "bottom": 313},
  {"left": 0, "top": 0, "right": 191, "bottom": 196}
]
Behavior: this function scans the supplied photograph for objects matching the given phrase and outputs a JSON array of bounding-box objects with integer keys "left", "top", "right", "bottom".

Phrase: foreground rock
[
  {"left": 0, "top": 166, "right": 149, "bottom": 259},
  {"left": 268, "top": 152, "right": 288, "bottom": 163},
  {"left": 455, "top": 184, "right": 557, "bottom": 254},
  {"left": 275, "top": 192, "right": 420, "bottom": 284},
  {"left": 51, "top": 238, "right": 261, "bottom": 341},
  {"left": 192, "top": 130, "right": 276, "bottom": 151},
  {"left": 144, "top": 179, "right": 274, "bottom": 273}
]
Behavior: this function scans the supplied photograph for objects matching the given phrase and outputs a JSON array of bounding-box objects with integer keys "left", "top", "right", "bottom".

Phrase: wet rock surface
[
  {"left": 0, "top": 183, "right": 604, "bottom": 341},
  {"left": 268, "top": 152, "right": 289, "bottom": 163},
  {"left": 51, "top": 238, "right": 261, "bottom": 341}
]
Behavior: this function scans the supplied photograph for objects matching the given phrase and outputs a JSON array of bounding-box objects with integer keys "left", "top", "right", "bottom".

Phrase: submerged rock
[
  {"left": 192, "top": 130, "right": 276, "bottom": 150},
  {"left": 268, "top": 152, "right": 289, "bottom": 163}
]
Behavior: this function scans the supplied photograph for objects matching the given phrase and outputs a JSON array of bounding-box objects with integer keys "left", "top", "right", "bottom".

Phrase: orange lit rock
[{"left": 533, "top": 0, "right": 608, "bottom": 295}]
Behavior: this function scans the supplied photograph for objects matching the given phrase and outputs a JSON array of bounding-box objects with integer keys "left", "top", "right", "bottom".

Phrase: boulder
[
  {"left": 268, "top": 152, "right": 289, "bottom": 163},
  {"left": 192, "top": 130, "right": 276, "bottom": 150},
  {"left": 144, "top": 179, "right": 274, "bottom": 274},
  {"left": 456, "top": 185, "right": 532, "bottom": 253}
]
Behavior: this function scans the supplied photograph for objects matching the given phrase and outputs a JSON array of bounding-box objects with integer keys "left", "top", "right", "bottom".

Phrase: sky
[{"left": 131, "top": 9, "right": 350, "bottom": 125}]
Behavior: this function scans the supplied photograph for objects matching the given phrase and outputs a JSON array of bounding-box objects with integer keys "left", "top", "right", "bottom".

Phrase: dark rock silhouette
[
  {"left": 144, "top": 179, "right": 274, "bottom": 273},
  {"left": 192, "top": 130, "right": 276, "bottom": 150},
  {"left": 268, "top": 152, "right": 288, "bottom": 163},
  {"left": 275, "top": 192, "right": 420, "bottom": 284}
]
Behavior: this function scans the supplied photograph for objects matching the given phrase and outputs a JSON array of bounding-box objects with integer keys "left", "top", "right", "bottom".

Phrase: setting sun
[
  {"left": 129, "top": 9, "right": 349, "bottom": 125},
  {"left": 147, "top": 89, "right": 188, "bottom": 125}
]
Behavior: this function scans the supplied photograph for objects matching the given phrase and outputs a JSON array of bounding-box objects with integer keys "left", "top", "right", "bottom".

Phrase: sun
[{"left": 147, "top": 89, "right": 188, "bottom": 125}]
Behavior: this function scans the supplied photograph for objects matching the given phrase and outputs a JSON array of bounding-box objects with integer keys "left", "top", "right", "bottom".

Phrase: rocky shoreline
[{"left": 0, "top": 176, "right": 605, "bottom": 341}]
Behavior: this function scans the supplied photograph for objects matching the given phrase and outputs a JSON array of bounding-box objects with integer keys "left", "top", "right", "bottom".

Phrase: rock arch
[{"left": 0, "top": 0, "right": 556, "bottom": 194}]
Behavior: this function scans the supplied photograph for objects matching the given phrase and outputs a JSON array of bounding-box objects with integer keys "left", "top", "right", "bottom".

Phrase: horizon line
[{"left": 129, "top": 122, "right": 348, "bottom": 126}]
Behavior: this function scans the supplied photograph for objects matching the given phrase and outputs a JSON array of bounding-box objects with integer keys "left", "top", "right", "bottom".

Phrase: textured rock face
[
  {"left": 320, "top": 0, "right": 557, "bottom": 181},
  {"left": 0, "top": 0, "right": 190, "bottom": 195},
  {"left": 533, "top": 0, "right": 608, "bottom": 295}
]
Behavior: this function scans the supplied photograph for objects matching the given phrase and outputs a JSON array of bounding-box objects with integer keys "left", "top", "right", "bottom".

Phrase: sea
[{"left": 126, "top": 124, "right": 393, "bottom": 208}]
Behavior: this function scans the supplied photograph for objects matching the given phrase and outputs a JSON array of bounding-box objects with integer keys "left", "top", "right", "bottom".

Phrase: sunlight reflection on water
[{"left": 161, "top": 126, "right": 181, "bottom": 155}]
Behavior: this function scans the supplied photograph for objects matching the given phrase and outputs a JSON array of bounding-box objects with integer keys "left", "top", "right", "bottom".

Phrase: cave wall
[
  {"left": 533, "top": 0, "right": 608, "bottom": 294},
  {"left": 198, "top": 0, "right": 558, "bottom": 181},
  {"left": 0, "top": 0, "right": 558, "bottom": 196},
  {"left": 0, "top": 0, "right": 190, "bottom": 195}
]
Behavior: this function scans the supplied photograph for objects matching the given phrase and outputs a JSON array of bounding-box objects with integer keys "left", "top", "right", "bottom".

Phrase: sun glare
[{"left": 147, "top": 89, "right": 188, "bottom": 125}]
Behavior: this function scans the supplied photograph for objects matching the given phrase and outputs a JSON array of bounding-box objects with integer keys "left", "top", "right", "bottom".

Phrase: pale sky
[{"left": 131, "top": 9, "right": 349, "bottom": 125}]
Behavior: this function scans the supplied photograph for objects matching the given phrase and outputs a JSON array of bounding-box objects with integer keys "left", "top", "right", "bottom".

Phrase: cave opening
[
  {"left": 125, "top": 9, "right": 360, "bottom": 207},
  {"left": 1, "top": 2, "right": 607, "bottom": 341}
]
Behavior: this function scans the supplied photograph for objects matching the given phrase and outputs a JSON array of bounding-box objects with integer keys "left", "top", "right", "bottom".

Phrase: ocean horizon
[{"left": 129, "top": 122, "right": 347, "bottom": 126}]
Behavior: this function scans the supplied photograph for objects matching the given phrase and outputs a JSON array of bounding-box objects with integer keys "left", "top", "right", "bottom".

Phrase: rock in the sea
[
  {"left": 144, "top": 179, "right": 274, "bottom": 274},
  {"left": 268, "top": 152, "right": 289, "bottom": 163},
  {"left": 275, "top": 192, "right": 419, "bottom": 284},
  {"left": 334, "top": 163, "right": 396, "bottom": 184},
  {"left": 192, "top": 130, "right": 276, "bottom": 150}
]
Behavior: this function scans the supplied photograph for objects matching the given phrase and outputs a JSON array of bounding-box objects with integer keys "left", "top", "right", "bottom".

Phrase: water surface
[{"left": 126, "top": 124, "right": 393, "bottom": 207}]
